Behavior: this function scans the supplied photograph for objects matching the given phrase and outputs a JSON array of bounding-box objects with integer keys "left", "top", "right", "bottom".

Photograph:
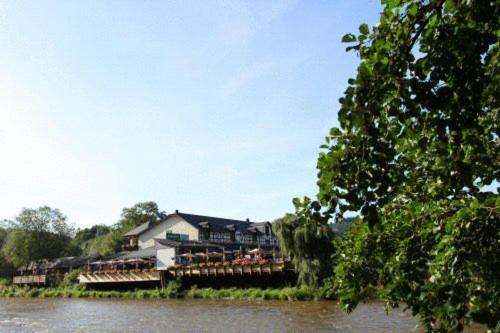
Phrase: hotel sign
[{"left": 166, "top": 232, "right": 188, "bottom": 241}]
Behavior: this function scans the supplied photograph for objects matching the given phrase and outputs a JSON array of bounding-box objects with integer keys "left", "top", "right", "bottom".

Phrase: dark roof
[
  {"left": 123, "top": 211, "right": 270, "bottom": 238},
  {"left": 330, "top": 217, "right": 356, "bottom": 236},
  {"left": 50, "top": 256, "right": 99, "bottom": 269},
  {"left": 100, "top": 252, "right": 129, "bottom": 261},
  {"left": 18, "top": 256, "right": 99, "bottom": 271},
  {"left": 177, "top": 212, "right": 268, "bottom": 235},
  {"left": 124, "top": 221, "right": 154, "bottom": 237},
  {"left": 250, "top": 221, "right": 271, "bottom": 234}
]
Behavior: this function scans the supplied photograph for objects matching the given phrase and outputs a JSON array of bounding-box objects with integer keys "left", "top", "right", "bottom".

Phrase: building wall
[
  {"left": 137, "top": 216, "right": 278, "bottom": 249},
  {"left": 156, "top": 248, "right": 176, "bottom": 270},
  {"left": 138, "top": 216, "right": 199, "bottom": 249},
  {"left": 200, "top": 230, "right": 278, "bottom": 246}
]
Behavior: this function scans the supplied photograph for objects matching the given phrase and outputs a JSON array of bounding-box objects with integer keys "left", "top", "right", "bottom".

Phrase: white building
[{"left": 124, "top": 210, "right": 278, "bottom": 250}]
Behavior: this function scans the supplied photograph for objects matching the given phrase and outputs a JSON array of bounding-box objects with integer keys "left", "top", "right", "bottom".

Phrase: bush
[
  {"left": 59, "top": 269, "right": 81, "bottom": 288},
  {"left": 0, "top": 283, "right": 326, "bottom": 302}
]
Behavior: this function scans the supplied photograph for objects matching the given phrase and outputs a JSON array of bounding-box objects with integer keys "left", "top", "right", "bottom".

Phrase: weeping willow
[{"left": 273, "top": 212, "right": 334, "bottom": 286}]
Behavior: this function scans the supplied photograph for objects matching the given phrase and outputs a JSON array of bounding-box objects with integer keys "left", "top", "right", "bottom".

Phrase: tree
[
  {"left": 71, "top": 224, "right": 112, "bottom": 256},
  {"left": 78, "top": 202, "right": 167, "bottom": 256},
  {"left": 0, "top": 223, "right": 15, "bottom": 279},
  {"left": 273, "top": 200, "right": 334, "bottom": 287},
  {"left": 116, "top": 201, "right": 166, "bottom": 230},
  {"left": 303, "top": 0, "right": 498, "bottom": 331},
  {"left": 2, "top": 207, "right": 76, "bottom": 267}
]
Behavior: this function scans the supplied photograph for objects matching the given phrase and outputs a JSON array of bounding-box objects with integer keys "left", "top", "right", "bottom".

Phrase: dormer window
[
  {"left": 224, "top": 224, "right": 236, "bottom": 242},
  {"left": 202, "top": 228, "right": 210, "bottom": 240},
  {"left": 199, "top": 222, "right": 210, "bottom": 241}
]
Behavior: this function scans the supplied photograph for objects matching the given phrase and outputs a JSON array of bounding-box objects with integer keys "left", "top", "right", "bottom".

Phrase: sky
[{"left": 0, "top": 0, "right": 383, "bottom": 228}]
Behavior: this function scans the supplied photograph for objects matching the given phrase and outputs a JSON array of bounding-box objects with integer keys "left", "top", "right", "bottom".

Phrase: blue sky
[{"left": 0, "top": 1, "right": 383, "bottom": 228}]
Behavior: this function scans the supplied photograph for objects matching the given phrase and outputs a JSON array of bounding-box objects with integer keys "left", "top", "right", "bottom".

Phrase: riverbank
[{"left": 0, "top": 283, "right": 327, "bottom": 301}]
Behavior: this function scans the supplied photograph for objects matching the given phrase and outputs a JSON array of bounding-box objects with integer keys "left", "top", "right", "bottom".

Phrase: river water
[{"left": 0, "top": 298, "right": 421, "bottom": 332}]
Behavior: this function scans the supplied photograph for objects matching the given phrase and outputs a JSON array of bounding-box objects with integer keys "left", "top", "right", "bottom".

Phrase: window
[{"left": 200, "top": 228, "right": 210, "bottom": 241}]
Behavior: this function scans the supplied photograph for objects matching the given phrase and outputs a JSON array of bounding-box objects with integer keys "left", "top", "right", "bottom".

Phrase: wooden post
[{"left": 160, "top": 271, "right": 165, "bottom": 290}]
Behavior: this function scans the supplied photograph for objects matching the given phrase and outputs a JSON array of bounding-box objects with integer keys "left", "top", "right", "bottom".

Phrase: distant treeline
[{"left": 0, "top": 201, "right": 166, "bottom": 278}]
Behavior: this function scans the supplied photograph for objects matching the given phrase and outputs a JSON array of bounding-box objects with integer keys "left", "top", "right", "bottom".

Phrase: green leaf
[
  {"left": 407, "top": 3, "right": 418, "bottom": 18},
  {"left": 341, "top": 33, "right": 357, "bottom": 43},
  {"left": 359, "top": 23, "right": 369, "bottom": 35}
]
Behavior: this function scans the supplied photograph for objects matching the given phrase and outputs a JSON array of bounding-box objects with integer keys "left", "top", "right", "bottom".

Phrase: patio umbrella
[{"left": 126, "top": 258, "right": 144, "bottom": 263}]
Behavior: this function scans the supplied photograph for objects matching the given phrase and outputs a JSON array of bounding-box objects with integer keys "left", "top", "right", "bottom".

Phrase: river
[{"left": 0, "top": 298, "right": 422, "bottom": 332}]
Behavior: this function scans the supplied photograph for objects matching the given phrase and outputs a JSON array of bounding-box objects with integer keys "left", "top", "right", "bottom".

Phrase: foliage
[
  {"left": 71, "top": 224, "right": 111, "bottom": 255},
  {"left": 0, "top": 201, "right": 167, "bottom": 264},
  {"left": 300, "top": 0, "right": 499, "bottom": 331},
  {"left": 57, "top": 269, "right": 81, "bottom": 288},
  {"left": 74, "top": 201, "right": 166, "bottom": 256},
  {"left": 79, "top": 229, "right": 123, "bottom": 256},
  {"left": 116, "top": 201, "right": 167, "bottom": 231},
  {"left": 2, "top": 207, "right": 76, "bottom": 267},
  {"left": 0, "top": 226, "right": 15, "bottom": 279},
  {"left": 0, "top": 284, "right": 322, "bottom": 301},
  {"left": 334, "top": 197, "right": 499, "bottom": 331},
  {"left": 316, "top": 1, "right": 499, "bottom": 220},
  {"left": 74, "top": 225, "right": 111, "bottom": 244},
  {"left": 178, "top": 285, "right": 321, "bottom": 301},
  {"left": 273, "top": 204, "right": 334, "bottom": 287}
]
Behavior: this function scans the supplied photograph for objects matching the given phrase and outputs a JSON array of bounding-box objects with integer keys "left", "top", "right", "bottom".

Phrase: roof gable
[
  {"left": 123, "top": 211, "right": 270, "bottom": 237},
  {"left": 123, "top": 221, "right": 153, "bottom": 237}
]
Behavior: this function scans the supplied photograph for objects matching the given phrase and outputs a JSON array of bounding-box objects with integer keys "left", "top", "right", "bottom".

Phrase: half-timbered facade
[{"left": 124, "top": 210, "right": 278, "bottom": 250}]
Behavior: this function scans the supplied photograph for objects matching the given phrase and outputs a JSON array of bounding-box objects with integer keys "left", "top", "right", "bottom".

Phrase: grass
[{"left": 0, "top": 281, "right": 325, "bottom": 301}]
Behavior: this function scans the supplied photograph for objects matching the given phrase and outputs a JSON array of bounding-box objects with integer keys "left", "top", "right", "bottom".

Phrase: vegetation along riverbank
[{"left": 0, "top": 280, "right": 330, "bottom": 301}]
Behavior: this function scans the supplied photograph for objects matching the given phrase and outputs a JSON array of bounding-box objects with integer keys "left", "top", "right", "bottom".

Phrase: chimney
[
  {"left": 175, "top": 209, "right": 179, "bottom": 214},
  {"left": 246, "top": 218, "right": 250, "bottom": 223}
]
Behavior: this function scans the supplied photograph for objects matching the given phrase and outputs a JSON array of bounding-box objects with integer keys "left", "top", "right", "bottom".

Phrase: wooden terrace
[
  {"left": 13, "top": 275, "right": 47, "bottom": 286},
  {"left": 78, "top": 269, "right": 160, "bottom": 284},
  {"left": 166, "top": 261, "right": 291, "bottom": 278}
]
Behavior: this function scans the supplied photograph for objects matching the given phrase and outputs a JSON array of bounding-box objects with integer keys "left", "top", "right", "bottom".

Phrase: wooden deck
[
  {"left": 13, "top": 275, "right": 47, "bottom": 285},
  {"left": 78, "top": 270, "right": 160, "bottom": 284},
  {"left": 166, "top": 262, "right": 290, "bottom": 278},
  {"left": 78, "top": 262, "right": 293, "bottom": 284}
]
